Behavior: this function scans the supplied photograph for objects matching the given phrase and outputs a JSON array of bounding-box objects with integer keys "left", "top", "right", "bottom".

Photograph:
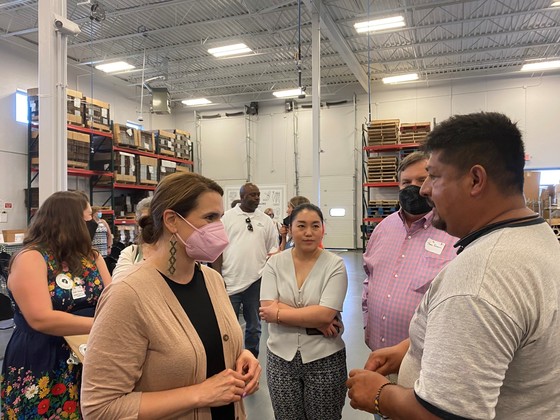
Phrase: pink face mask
[{"left": 174, "top": 213, "right": 229, "bottom": 262}]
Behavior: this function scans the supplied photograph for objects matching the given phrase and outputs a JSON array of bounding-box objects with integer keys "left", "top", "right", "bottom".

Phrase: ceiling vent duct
[{"left": 151, "top": 88, "right": 170, "bottom": 114}]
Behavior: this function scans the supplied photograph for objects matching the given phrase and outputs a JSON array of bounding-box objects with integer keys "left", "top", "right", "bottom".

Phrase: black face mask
[
  {"left": 86, "top": 219, "right": 99, "bottom": 241},
  {"left": 398, "top": 185, "right": 432, "bottom": 215}
]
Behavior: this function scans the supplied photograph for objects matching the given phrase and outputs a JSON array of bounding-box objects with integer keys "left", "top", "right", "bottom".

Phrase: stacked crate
[
  {"left": 174, "top": 129, "right": 192, "bottom": 160},
  {"left": 367, "top": 156, "right": 398, "bottom": 182},
  {"left": 83, "top": 97, "right": 111, "bottom": 132},
  {"left": 367, "top": 119, "right": 400, "bottom": 146},
  {"left": 113, "top": 124, "right": 137, "bottom": 148},
  {"left": 30, "top": 129, "right": 90, "bottom": 168},
  {"left": 137, "top": 130, "right": 156, "bottom": 153},
  {"left": 67, "top": 130, "right": 90, "bottom": 168},
  {"left": 156, "top": 130, "right": 176, "bottom": 156},
  {"left": 176, "top": 162, "right": 191, "bottom": 173},
  {"left": 66, "top": 89, "right": 83, "bottom": 126},
  {"left": 29, "top": 126, "right": 39, "bottom": 164},
  {"left": 24, "top": 187, "right": 39, "bottom": 209},
  {"left": 138, "top": 156, "right": 158, "bottom": 185},
  {"left": 158, "top": 159, "right": 177, "bottom": 180},
  {"left": 400, "top": 122, "right": 431, "bottom": 144},
  {"left": 27, "top": 88, "right": 85, "bottom": 126},
  {"left": 27, "top": 88, "right": 39, "bottom": 123},
  {"left": 115, "top": 152, "right": 137, "bottom": 183}
]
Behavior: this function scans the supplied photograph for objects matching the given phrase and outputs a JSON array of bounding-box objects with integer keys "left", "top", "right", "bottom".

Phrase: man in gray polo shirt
[{"left": 347, "top": 112, "right": 560, "bottom": 419}]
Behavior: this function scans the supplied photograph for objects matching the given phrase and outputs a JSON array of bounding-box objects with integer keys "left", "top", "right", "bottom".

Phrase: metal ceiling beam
[
  {"left": 67, "top": 1, "right": 297, "bottom": 48},
  {"left": 303, "top": 0, "right": 368, "bottom": 92},
  {"left": 336, "top": 4, "right": 560, "bottom": 35},
  {"left": 0, "top": 0, "right": 297, "bottom": 39},
  {"left": 0, "top": 0, "right": 34, "bottom": 10},
  {"left": 69, "top": 21, "right": 313, "bottom": 64}
]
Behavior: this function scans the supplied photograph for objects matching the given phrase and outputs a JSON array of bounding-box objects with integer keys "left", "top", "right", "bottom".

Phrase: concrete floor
[
  {"left": 0, "top": 250, "right": 372, "bottom": 419},
  {"left": 244, "top": 249, "right": 374, "bottom": 420}
]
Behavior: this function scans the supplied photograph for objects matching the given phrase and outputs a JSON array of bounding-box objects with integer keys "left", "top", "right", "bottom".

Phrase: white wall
[{"left": 0, "top": 41, "right": 41, "bottom": 230}]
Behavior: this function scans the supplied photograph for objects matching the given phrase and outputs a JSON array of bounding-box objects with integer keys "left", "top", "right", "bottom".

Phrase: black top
[{"left": 161, "top": 265, "right": 234, "bottom": 420}]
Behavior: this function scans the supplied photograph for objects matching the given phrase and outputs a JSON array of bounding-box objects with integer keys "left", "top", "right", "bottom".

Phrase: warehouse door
[{"left": 320, "top": 175, "right": 355, "bottom": 249}]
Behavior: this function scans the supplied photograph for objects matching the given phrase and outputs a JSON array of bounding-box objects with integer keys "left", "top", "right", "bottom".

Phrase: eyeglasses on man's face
[{"left": 245, "top": 217, "right": 254, "bottom": 231}]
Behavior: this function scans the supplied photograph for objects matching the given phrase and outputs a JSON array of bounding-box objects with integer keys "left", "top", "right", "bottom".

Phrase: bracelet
[
  {"left": 276, "top": 308, "right": 281, "bottom": 324},
  {"left": 374, "top": 382, "right": 395, "bottom": 418}
]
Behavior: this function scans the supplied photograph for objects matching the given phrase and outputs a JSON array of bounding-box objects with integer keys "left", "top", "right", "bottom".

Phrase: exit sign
[{"left": 4, "top": 202, "right": 13, "bottom": 209}]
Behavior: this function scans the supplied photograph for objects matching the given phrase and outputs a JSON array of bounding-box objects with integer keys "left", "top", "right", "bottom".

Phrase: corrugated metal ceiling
[{"left": 0, "top": 0, "right": 559, "bottom": 107}]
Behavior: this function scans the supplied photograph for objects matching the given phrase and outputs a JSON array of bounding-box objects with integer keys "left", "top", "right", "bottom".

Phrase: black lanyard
[{"left": 454, "top": 214, "right": 544, "bottom": 254}]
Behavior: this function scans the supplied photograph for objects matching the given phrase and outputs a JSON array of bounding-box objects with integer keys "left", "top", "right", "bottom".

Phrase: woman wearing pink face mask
[{"left": 82, "top": 172, "right": 261, "bottom": 420}]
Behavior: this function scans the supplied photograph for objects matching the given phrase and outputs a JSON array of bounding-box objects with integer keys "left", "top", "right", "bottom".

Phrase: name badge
[
  {"left": 425, "top": 238, "right": 445, "bottom": 255},
  {"left": 72, "top": 285, "right": 87, "bottom": 300}
]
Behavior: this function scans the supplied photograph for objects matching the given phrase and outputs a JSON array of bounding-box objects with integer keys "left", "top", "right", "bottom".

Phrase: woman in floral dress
[{"left": 0, "top": 191, "right": 111, "bottom": 419}]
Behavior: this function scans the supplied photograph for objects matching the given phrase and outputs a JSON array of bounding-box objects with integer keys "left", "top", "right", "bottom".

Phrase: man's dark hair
[{"left": 424, "top": 112, "right": 525, "bottom": 194}]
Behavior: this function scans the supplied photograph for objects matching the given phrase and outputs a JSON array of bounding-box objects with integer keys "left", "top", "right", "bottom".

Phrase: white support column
[
  {"left": 311, "top": 0, "right": 321, "bottom": 206},
  {"left": 38, "top": 0, "right": 68, "bottom": 205}
]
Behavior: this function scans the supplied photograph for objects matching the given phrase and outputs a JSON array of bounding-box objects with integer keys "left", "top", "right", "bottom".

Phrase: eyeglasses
[{"left": 245, "top": 217, "right": 253, "bottom": 232}]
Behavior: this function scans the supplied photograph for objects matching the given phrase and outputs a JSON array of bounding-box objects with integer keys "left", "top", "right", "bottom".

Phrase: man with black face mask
[{"left": 361, "top": 151, "right": 457, "bottom": 394}]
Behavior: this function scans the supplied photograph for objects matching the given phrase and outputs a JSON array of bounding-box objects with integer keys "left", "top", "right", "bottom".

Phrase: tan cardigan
[{"left": 81, "top": 263, "right": 246, "bottom": 420}]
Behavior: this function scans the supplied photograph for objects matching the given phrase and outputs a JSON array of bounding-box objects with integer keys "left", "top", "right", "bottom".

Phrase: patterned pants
[{"left": 266, "top": 348, "right": 347, "bottom": 420}]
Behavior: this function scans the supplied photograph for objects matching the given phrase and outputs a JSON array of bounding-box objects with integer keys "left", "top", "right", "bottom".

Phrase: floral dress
[{"left": 1, "top": 248, "right": 105, "bottom": 420}]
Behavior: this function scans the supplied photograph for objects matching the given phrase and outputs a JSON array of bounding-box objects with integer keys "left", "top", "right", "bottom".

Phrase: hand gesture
[
  {"left": 197, "top": 368, "right": 245, "bottom": 407},
  {"left": 235, "top": 349, "right": 262, "bottom": 396},
  {"left": 364, "top": 338, "right": 409, "bottom": 375},
  {"left": 346, "top": 369, "right": 388, "bottom": 414}
]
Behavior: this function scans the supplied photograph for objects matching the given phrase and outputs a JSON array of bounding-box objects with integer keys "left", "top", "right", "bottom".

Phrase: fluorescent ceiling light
[
  {"left": 354, "top": 16, "right": 405, "bottom": 33},
  {"left": 552, "top": 2, "right": 560, "bottom": 6},
  {"left": 273, "top": 87, "right": 305, "bottom": 98},
  {"left": 95, "top": 61, "right": 135, "bottom": 73},
  {"left": 182, "top": 98, "right": 212, "bottom": 106},
  {"left": 382, "top": 73, "right": 419, "bottom": 84},
  {"left": 208, "top": 43, "right": 252, "bottom": 58},
  {"left": 520, "top": 60, "right": 560, "bottom": 72}
]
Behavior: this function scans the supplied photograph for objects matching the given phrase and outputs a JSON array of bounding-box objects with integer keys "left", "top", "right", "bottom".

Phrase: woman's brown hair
[
  {"left": 140, "top": 172, "right": 223, "bottom": 244},
  {"left": 20, "top": 191, "right": 97, "bottom": 274}
]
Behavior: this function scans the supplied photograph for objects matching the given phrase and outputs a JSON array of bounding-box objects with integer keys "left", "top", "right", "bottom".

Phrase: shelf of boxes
[
  {"left": 361, "top": 121, "right": 431, "bottom": 248},
  {"left": 26, "top": 92, "right": 115, "bottom": 221}
]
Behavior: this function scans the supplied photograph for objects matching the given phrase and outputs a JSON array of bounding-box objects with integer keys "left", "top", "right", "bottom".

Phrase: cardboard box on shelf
[
  {"left": 139, "top": 156, "right": 158, "bottom": 184},
  {"left": 2, "top": 229, "right": 26, "bottom": 243},
  {"left": 524, "top": 171, "right": 541, "bottom": 203}
]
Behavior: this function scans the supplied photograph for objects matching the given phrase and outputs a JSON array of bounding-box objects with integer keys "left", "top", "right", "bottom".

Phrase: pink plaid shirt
[{"left": 362, "top": 210, "right": 458, "bottom": 351}]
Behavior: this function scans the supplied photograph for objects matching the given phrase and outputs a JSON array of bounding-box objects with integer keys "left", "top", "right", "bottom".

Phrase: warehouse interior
[
  {"left": 1, "top": 2, "right": 560, "bottom": 419},
  {"left": 0, "top": 0, "right": 559, "bottom": 248}
]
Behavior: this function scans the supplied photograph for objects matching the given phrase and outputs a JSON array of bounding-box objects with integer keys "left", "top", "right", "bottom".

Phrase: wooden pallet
[
  {"left": 367, "top": 175, "right": 397, "bottom": 183},
  {"left": 368, "top": 119, "right": 400, "bottom": 128},
  {"left": 67, "top": 160, "right": 88, "bottom": 169},
  {"left": 158, "top": 149, "right": 175, "bottom": 157},
  {"left": 67, "top": 113, "right": 83, "bottom": 126},
  {"left": 86, "top": 120, "right": 111, "bottom": 133},
  {"left": 114, "top": 174, "right": 137, "bottom": 184},
  {"left": 139, "top": 179, "right": 158, "bottom": 186}
]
